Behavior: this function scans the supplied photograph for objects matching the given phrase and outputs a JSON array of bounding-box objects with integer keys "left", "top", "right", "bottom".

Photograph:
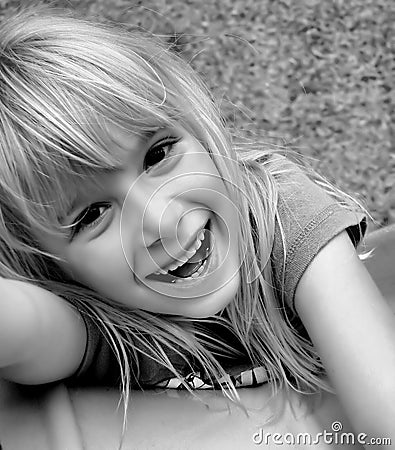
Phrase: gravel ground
[{"left": 1, "top": 0, "right": 394, "bottom": 228}]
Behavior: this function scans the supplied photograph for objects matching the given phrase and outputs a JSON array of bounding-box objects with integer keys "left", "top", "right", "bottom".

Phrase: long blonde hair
[{"left": 0, "top": 6, "right": 337, "bottom": 414}]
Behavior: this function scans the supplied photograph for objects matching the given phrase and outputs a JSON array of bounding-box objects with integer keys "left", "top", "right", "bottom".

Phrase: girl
[{"left": 0, "top": 5, "right": 394, "bottom": 443}]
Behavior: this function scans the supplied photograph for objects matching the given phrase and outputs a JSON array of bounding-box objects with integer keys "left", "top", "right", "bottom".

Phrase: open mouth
[{"left": 146, "top": 220, "right": 212, "bottom": 284}]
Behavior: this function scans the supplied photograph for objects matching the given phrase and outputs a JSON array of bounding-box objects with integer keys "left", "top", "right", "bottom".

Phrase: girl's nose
[
  {"left": 141, "top": 194, "right": 183, "bottom": 248},
  {"left": 120, "top": 179, "right": 183, "bottom": 249}
]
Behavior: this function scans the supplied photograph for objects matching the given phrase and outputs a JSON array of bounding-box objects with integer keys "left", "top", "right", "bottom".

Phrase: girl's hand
[
  {"left": 295, "top": 231, "right": 395, "bottom": 443},
  {"left": 0, "top": 279, "right": 86, "bottom": 384}
]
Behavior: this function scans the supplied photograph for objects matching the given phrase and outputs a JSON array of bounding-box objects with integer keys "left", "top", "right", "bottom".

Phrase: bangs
[{"left": 0, "top": 19, "right": 186, "bottom": 238}]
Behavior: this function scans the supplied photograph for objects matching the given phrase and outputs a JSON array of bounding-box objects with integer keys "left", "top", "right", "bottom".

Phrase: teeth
[
  {"left": 194, "top": 237, "right": 203, "bottom": 250},
  {"left": 159, "top": 229, "right": 206, "bottom": 274},
  {"left": 174, "top": 258, "right": 208, "bottom": 283},
  {"left": 196, "top": 260, "right": 206, "bottom": 275},
  {"left": 179, "top": 255, "right": 189, "bottom": 263}
]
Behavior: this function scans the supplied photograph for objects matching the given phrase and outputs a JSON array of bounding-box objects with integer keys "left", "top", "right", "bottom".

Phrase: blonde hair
[{"left": 0, "top": 6, "right": 337, "bottom": 418}]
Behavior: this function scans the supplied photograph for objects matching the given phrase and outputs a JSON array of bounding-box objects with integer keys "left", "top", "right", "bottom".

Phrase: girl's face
[{"left": 41, "top": 125, "right": 241, "bottom": 318}]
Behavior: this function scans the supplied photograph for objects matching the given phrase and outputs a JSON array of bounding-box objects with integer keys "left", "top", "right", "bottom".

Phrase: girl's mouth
[{"left": 146, "top": 220, "right": 212, "bottom": 284}]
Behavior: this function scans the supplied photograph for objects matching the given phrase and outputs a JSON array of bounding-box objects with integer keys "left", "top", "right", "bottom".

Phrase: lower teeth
[{"left": 174, "top": 258, "right": 208, "bottom": 283}]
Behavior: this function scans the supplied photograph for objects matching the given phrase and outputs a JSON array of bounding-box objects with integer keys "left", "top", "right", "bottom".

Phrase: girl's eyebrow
[
  {"left": 58, "top": 178, "right": 101, "bottom": 222},
  {"left": 108, "top": 126, "right": 160, "bottom": 152},
  {"left": 61, "top": 175, "right": 109, "bottom": 222}
]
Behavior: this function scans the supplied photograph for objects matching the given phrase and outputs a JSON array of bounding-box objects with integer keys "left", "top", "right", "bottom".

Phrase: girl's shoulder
[{"left": 271, "top": 163, "right": 366, "bottom": 310}]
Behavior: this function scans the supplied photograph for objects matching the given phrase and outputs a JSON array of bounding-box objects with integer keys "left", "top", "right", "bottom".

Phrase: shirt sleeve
[{"left": 271, "top": 165, "right": 367, "bottom": 312}]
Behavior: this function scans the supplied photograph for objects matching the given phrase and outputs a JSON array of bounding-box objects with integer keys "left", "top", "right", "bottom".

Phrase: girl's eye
[
  {"left": 70, "top": 202, "right": 111, "bottom": 238},
  {"left": 143, "top": 137, "right": 181, "bottom": 171}
]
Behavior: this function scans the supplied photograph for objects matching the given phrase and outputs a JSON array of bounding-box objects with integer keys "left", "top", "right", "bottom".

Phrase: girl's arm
[
  {"left": 295, "top": 231, "right": 395, "bottom": 442},
  {"left": 0, "top": 278, "right": 86, "bottom": 384}
]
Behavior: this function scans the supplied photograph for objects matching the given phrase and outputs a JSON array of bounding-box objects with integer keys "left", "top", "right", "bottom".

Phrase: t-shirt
[{"left": 67, "top": 165, "right": 366, "bottom": 389}]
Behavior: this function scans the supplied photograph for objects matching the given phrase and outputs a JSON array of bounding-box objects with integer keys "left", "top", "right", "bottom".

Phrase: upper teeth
[{"left": 156, "top": 229, "right": 206, "bottom": 274}]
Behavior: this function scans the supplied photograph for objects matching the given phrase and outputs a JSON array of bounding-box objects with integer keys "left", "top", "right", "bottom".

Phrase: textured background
[{"left": 1, "top": 0, "right": 394, "bottom": 228}]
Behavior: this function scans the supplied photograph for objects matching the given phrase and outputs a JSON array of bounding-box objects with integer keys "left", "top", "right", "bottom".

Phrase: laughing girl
[{"left": 0, "top": 6, "right": 394, "bottom": 441}]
